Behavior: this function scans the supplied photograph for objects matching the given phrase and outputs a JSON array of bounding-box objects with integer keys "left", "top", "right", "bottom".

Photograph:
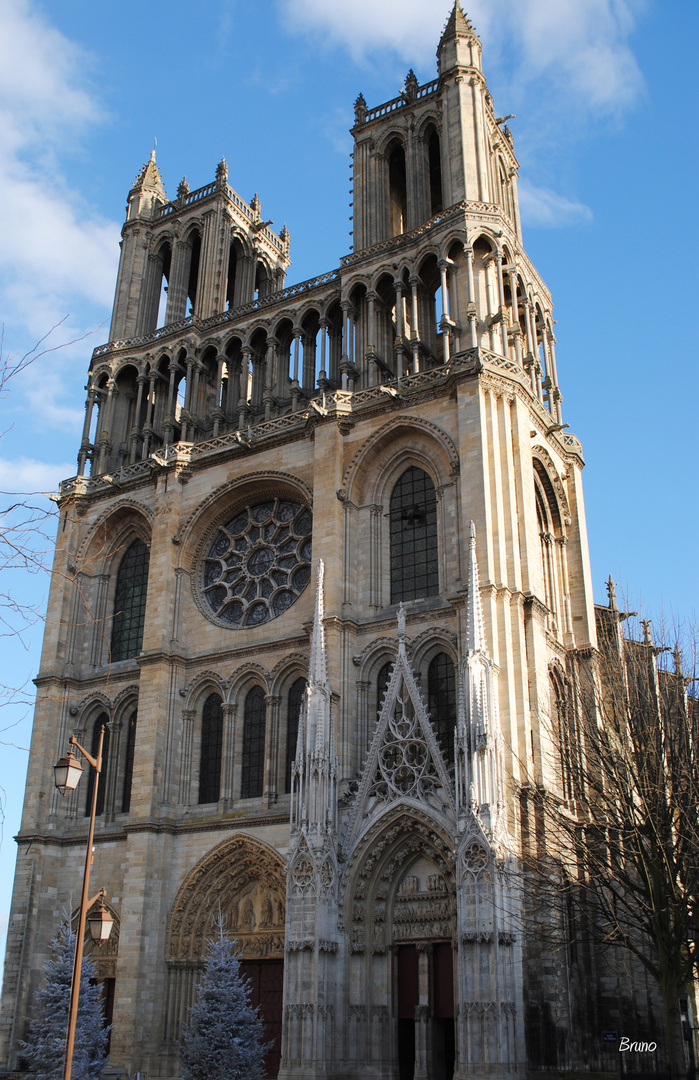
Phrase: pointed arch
[
  {"left": 166, "top": 833, "right": 286, "bottom": 962},
  {"left": 111, "top": 537, "right": 150, "bottom": 662}
]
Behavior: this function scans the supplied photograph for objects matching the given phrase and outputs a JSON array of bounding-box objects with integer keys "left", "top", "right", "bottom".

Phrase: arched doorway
[
  {"left": 165, "top": 834, "right": 286, "bottom": 1078},
  {"left": 344, "top": 809, "right": 456, "bottom": 1080}
]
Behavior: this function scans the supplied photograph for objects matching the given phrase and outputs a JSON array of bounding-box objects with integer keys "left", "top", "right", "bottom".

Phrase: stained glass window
[
  {"left": 85, "top": 714, "right": 109, "bottom": 817},
  {"left": 121, "top": 710, "right": 137, "bottom": 813},
  {"left": 377, "top": 661, "right": 393, "bottom": 719},
  {"left": 285, "top": 677, "right": 306, "bottom": 793},
  {"left": 111, "top": 539, "right": 150, "bottom": 661},
  {"left": 427, "top": 652, "right": 456, "bottom": 765},
  {"left": 241, "top": 686, "right": 266, "bottom": 799},
  {"left": 389, "top": 468, "right": 438, "bottom": 603},
  {"left": 198, "top": 694, "right": 223, "bottom": 804}
]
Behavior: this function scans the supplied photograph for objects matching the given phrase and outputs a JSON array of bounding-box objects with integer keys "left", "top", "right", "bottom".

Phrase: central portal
[{"left": 396, "top": 942, "right": 455, "bottom": 1080}]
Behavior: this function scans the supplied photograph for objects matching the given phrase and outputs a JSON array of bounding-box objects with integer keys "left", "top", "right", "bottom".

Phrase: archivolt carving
[
  {"left": 341, "top": 805, "right": 456, "bottom": 933},
  {"left": 76, "top": 692, "right": 112, "bottom": 721},
  {"left": 112, "top": 685, "right": 140, "bottom": 711},
  {"left": 181, "top": 669, "right": 228, "bottom": 707},
  {"left": 167, "top": 834, "right": 286, "bottom": 962},
  {"left": 341, "top": 415, "right": 459, "bottom": 504},
  {"left": 532, "top": 446, "right": 570, "bottom": 519},
  {"left": 76, "top": 500, "right": 153, "bottom": 562}
]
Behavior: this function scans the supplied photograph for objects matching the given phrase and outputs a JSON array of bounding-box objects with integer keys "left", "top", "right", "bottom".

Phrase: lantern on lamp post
[{"left": 53, "top": 728, "right": 113, "bottom": 1080}]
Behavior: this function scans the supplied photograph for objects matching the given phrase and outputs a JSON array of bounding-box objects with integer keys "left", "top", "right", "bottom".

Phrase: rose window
[{"left": 201, "top": 498, "right": 312, "bottom": 627}]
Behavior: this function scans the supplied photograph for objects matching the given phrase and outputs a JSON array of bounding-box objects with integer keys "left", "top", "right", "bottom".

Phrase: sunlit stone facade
[{"left": 2, "top": 6, "right": 662, "bottom": 1079}]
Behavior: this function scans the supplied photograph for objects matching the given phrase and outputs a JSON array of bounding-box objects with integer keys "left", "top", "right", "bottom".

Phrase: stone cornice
[{"left": 15, "top": 812, "right": 291, "bottom": 848}]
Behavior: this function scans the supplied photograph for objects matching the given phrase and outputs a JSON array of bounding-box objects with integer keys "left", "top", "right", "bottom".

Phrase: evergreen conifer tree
[
  {"left": 180, "top": 934, "right": 268, "bottom": 1080},
  {"left": 21, "top": 920, "right": 109, "bottom": 1080}
]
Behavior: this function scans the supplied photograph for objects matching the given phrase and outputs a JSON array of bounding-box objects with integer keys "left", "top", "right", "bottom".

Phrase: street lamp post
[{"left": 54, "top": 725, "right": 112, "bottom": 1080}]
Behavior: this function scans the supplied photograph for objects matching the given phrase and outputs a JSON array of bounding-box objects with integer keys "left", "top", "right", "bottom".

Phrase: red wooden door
[{"left": 240, "top": 959, "right": 284, "bottom": 1078}]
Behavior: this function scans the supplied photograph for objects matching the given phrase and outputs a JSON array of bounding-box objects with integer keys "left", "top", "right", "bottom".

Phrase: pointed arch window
[
  {"left": 198, "top": 693, "right": 223, "bottom": 804},
  {"left": 377, "top": 661, "right": 393, "bottom": 719},
  {"left": 241, "top": 686, "right": 266, "bottom": 799},
  {"left": 285, "top": 677, "right": 306, "bottom": 793},
  {"left": 390, "top": 467, "right": 439, "bottom": 603},
  {"left": 427, "top": 653, "right": 457, "bottom": 765},
  {"left": 85, "top": 714, "right": 109, "bottom": 817},
  {"left": 121, "top": 710, "right": 137, "bottom": 813},
  {"left": 111, "top": 539, "right": 150, "bottom": 662},
  {"left": 551, "top": 669, "right": 578, "bottom": 800}
]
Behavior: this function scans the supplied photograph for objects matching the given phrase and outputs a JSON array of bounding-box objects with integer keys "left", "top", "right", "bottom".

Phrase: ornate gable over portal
[{"left": 344, "top": 604, "right": 456, "bottom": 851}]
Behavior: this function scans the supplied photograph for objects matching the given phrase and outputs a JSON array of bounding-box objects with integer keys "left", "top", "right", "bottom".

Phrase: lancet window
[
  {"left": 198, "top": 693, "right": 223, "bottom": 804},
  {"left": 111, "top": 539, "right": 150, "bottom": 662},
  {"left": 534, "top": 460, "right": 570, "bottom": 641},
  {"left": 377, "top": 661, "right": 393, "bottom": 719},
  {"left": 388, "top": 139, "right": 408, "bottom": 237},
  {"left": 427, "top": 652, "right": 457, "bottom": 765},
  {"left": 284, "top": 677, "right": 306, "bottom": 793},
  {"left": 121, "top": 710, "right": 137, "bottom": 813},
  {"left": 550, "top": 668, "right": 577, "bottom": 800},
  {"left": 241, "top": 686, "right": 266, "bottom": 799},
  {"left": 389, "top": 466, "right": 439, "bottom": 603},
  {"left": 426, "top": 125, "right": 443, "bottom": 216},
  {"left": 85, "top": 714, "right": 110, "bottom": 817}
]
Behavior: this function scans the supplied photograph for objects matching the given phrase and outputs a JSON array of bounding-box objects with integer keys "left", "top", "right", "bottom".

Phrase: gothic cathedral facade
[{"left": 0, "top": 6, "right": 635, "bottom": 1079}]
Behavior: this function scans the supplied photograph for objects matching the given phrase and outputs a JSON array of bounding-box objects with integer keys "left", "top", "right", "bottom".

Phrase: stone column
[
  {"left": 129, "top": 374, "right": 147, "bottom": 463},
  {"left": 439, "top": 260, "right": 452, "bottom": 362},
  {"left": 239, "top": 346, "right": 252, "bottom": 428},
  {"left": 414, "top": 943, "right": 432, "bottom": 1080},
  {"left": 78, "top": 388, "right": 97, "bottom": 475},
  {"left": 264, "top": 695, "right": 281, "bottom": 807},
  {"left": 97, "top": 380, "right": 116, "bottom": 474},
  {"left": 465, "top": 247, "right": 478, "bottom": 347},
  {"left": 409, "top": 276, "right": 420, "bottom": 373},
  {"left": 494, "top": 253, "right": 507, "bottom": 357},
  {"left": 317, "top": 320, "right": 329, "bottom": 389},
  {"left": 220, "top": 703, "right": 237, "bottom": 806}
]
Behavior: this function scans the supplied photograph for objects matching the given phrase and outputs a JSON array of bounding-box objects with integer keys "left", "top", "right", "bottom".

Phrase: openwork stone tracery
[{"left": 200, "top": 497, "right": 312, "bottom": 627}]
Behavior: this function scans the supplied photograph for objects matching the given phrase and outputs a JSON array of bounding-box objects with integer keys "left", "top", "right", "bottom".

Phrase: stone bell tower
[{"left": 1, "top": 5, "right": 612, "bottom": 1080}]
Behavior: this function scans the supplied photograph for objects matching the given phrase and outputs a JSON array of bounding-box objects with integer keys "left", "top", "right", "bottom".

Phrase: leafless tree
[
  {"left": 531, "top": 593, "right": 698, "bottom": 1077},
  {"left": 0, "top": 320, "right": 97, "bottom": 830}
]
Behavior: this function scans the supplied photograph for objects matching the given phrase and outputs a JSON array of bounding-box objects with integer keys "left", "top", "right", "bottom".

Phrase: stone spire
[
  {"left": 127, "top": 149, "right": 167, "bottom": 221},
  {"left": 437, "top": 1, "right": 482, "bottom": 75},
  {"left": 455, "top": 522, "right": 505, "bottom": 836},
  {"left": 131, "top": 149, "right": 166, "bottom": 197},
  {"left": 291, "top": 560, "right": 336, "bottom": 835},
  {"left": 465, "top": 521, "right": 486, "bottom": 652},
  {"left": 309, "top": 559, "right": 328, "bottom": 690},
  {"left": 439, "top": 1, "right": 479, "bottom": 46}
]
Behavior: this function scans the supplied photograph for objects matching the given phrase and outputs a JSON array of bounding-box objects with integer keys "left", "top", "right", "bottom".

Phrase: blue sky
[{"left": 0, "top": 0, "right": 697, "bottom": 978}]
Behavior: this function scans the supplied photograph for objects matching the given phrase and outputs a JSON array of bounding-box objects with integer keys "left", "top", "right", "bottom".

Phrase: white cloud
[
  {"left": 0, "top": 0, "right": 120, "bottom": 341},
  {"left": 279, "top": 0, "right": 645, "bottom": 113},
  {"left": 0, "top": 457, "right": 75, "bottom": 494},
  {"left": 518, "top": 181, "right": 593, "bottom": 227}
]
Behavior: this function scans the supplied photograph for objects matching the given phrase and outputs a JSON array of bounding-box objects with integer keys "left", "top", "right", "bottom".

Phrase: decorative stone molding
[
  {"left": 166, "top": 833, "right": 285, "bottom": 961},
  {"left": 286, "top": 940, "right": 314, "bottom": 952}
]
